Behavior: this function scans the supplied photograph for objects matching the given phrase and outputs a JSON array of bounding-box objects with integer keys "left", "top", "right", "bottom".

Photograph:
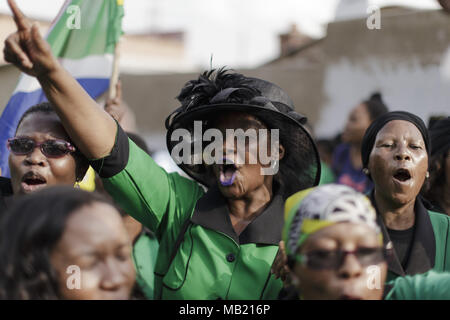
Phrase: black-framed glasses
[
  {"left": 295, "top": 247, "right": 386, "bottom": 270},
  {"left": 7, "top": 137, "right": 76, "bottom": 158}
]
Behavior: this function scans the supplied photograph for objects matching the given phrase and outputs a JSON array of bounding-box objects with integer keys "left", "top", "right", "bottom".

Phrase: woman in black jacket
[{"left": 360, "top": 111, "right": 450, "bottom": 282}]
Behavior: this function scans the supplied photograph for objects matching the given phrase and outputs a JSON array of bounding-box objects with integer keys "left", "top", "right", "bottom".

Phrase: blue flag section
[{"left": 0, "top": 0, "right": 124, "bottom": 177}]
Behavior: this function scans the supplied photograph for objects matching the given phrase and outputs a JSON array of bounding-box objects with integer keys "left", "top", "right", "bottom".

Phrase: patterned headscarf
[{"left": 283, "top": 184, "right": 381, "bottom": 257}]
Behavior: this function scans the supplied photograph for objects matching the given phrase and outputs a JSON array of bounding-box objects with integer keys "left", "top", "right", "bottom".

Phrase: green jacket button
[{"left": 226, "top": 253, "right": 235, "bottom": 262}]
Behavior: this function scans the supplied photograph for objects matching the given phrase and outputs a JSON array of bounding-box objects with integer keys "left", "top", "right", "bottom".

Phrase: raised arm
[
  {"left": 3, "top": 0, "right": 116, "bottom": 159},
  {"left": 4, "top": 0, "right": 206, "bottom": 239}
]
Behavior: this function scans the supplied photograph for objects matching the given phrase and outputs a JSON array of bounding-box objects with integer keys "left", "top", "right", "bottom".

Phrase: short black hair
[
  {"left": 427, "top": 115, "right": 447, "bottom": 130},
  {"left": 0, "top": 186, "right": 115, "bottom": 299},
  {"left": 16, "top": 102, "right": 55, "bottom": 134},
  {"left": 363, "top": 92, "right": 388, "bottom": 121},
  {"left": 14, "top": 102, "right": 89, "bottom": 182}
]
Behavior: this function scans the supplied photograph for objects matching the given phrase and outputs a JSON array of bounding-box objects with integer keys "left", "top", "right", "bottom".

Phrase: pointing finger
[{"left": 8, "top": 0, "right": 31, "bottom": 31}]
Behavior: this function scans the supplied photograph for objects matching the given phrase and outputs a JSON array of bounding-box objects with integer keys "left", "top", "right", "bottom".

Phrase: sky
[{"left": 0, "top": 0, "right": 442, "bottom": 68}]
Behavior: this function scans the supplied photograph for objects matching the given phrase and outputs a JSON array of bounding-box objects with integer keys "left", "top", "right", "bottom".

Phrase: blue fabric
[{"left": 332, "top": 143, "right": 373, "bottom": 193}]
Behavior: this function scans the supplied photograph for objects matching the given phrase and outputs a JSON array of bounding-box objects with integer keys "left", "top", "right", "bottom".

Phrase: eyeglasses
[
  {"left": 7, "top": 137, "right": 76, "bottom": 158},
  {"left": 295, "top": 247, "right": 386, "bottom": 270}
]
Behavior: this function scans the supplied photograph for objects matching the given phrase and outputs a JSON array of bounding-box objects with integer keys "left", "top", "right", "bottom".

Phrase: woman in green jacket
[
  {"left": 360, "top": 111, "right": 450, "bottom": 282},
  {"left": 282, "top": 184, "right": 450, "bottom": 300},
  {"left": 3, "top": 0, "right": 320, "bottom": 299}
]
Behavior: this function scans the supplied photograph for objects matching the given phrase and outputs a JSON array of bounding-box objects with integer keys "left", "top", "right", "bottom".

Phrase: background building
[{"left": 0, "top": 1, "right": 448, "bottom": 152}]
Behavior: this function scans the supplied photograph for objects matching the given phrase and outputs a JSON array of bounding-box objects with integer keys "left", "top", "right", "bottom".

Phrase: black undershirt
[{"left": 387, "top": 226, "right": 415, "bottom": 269}]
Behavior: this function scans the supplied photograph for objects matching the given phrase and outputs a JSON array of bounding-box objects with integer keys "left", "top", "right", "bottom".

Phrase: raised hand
[
  {"left": 104, "top": 81, "right": 125, "bottom": 123},
  {"left": 271, "top": 241, "right": 292, "bottom": 286},
  {"left": 3, "top": 0, "right": 59, "bottom": 77},
  {"left": 4, "top": 0, "right": 119, "bottom": 160}
]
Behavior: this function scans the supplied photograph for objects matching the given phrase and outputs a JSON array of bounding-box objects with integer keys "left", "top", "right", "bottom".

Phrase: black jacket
[
  {"left": 369, "top": 191, "right": 450, "bottom": 282},
  {"left": 0, "top": 177, "right": 13, "bottom": 214}
]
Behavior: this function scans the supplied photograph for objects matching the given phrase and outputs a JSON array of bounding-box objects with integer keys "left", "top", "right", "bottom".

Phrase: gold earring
[
  {"left": 426, "top": 172, "right": 430, "bottom": 179},
  {"left": 363, "top": 168, "right": 370, "bottom": 175}
]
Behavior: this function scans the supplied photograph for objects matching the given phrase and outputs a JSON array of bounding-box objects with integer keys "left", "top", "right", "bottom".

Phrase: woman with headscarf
[
  {"left": 422, "top": 117, "right": 450, "bottom": 215},
  {"left": 281, "top": 184, "right": 450, "bottom": 300},
  {"left": 360, "top": 111, "right": 450, "bottom": 282},
  {"left": 3, "top": 0, "right": 320, "bottom": 299},
  {"left": 332, "top": 92, "right": 388, "bottom": 193}
]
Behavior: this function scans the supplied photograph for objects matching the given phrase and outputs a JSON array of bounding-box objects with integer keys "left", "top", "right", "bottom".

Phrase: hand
[
  {"left": 104, "top": 81, "right": 125, "bottom": 123},
  {"left": 3, "top": 0, "right": 59, "bottom": 77},
  {"left": 271, "top": 241, "right": 293, "bottom": 287}
]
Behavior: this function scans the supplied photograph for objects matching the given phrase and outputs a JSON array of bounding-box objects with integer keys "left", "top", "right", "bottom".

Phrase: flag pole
[{"left": 108, "top": 40, "right": 121, "bottom": 99}]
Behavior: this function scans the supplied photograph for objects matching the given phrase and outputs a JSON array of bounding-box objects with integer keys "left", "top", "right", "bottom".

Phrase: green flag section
[
  {"left": 47, "top": 0, "right": 124, "bottom": 59},
  {"left": 0, "top": 0, "right": 124, "bottom": 178}
]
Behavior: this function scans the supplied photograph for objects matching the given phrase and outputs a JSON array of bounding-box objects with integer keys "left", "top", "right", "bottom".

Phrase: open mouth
[
  {"left": 21, "top": 171, "right": 47, "bottom": 193},
  {"left": 393, "top": 168, "right": 411, "bottom": 182},
  {"left": 219, "top": 158, "right": 238, "bottom": 186}
]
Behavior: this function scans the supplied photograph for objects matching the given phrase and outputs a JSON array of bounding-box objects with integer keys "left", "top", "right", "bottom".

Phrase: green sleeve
[
  {"left": 386, "top": 270, "right": 450, "bottom": 300},
  {"left": 318, "top": 161, "right": 335, "bottom": 185},
  {"left": 102, "top": 138, "right": 204, "bottom": 239},
  {"left": 133, "top": 233, "right": 159, "bottom": 300}
]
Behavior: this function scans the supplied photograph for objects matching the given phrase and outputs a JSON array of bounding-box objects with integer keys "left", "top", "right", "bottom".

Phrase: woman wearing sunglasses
[
  {"left": 0, "top": 102, "right": 89, "bottom": 212},
  {"left": 281, "top": 184, "right": 450, "bottom": 300}
]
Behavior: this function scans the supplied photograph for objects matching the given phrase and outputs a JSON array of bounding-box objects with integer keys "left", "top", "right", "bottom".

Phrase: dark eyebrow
[
  {"left": 71, "top": 251, "right": 98, "bottom": 259},
  {"left": 116, "top": 242, "right": 132, "bottom": 251},
  {"left": 239, "top": 119, "right": 266, "bottom": 129},
  {"left": 14, "top": 133, "right": 69, "bottom": 142},
  {"left": 375, "top": 136, "right": 394, "bottom": 143},
  {"left": 209, "top": 118, "right": 267, "bottom": 130},
  {"left": 73, "top": 243, "right": 130, "bottom": 258}
]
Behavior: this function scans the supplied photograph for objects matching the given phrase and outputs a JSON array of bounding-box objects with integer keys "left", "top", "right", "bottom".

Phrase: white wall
[{"left": 316, "top": 50, "right": 450, "bottom": 138}]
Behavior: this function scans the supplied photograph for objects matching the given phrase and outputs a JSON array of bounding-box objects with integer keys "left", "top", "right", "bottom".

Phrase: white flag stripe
[{"left": 14, "top": 54, "right": 114, "bottom": 94}]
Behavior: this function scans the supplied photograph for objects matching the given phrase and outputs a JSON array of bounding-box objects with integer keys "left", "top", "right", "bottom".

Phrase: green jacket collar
[
  {"left": 370, "top": 191, "right": 436, "bottom": 277},
  {"left": 191, "top": 185, "right": 284, "bottom": 245}
]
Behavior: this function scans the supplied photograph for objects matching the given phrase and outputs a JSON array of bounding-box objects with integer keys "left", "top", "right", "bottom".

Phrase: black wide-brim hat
[{"left": 165, "top": 70, "right": 321, "bottom": 198}]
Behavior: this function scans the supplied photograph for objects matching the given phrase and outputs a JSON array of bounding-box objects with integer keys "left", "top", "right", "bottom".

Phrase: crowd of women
[{"left": 0, "top": 0, "right": 449, "bottom": 300}]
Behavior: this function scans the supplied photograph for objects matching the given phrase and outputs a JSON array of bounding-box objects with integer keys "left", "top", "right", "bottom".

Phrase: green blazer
[
  {"left": 93, "top": 125, "right": 283, "bottom": 300},
  {"left": 386, "top": 270, "right": 450, "bottom": 300}
]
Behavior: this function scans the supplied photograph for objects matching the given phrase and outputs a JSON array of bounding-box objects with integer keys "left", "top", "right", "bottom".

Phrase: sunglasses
[
  {"left": 295, "top": 247, "right": 386, "bottom": 270},
  {"left": 7, "top": 137, "right": 76, "bottom": 158}
]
